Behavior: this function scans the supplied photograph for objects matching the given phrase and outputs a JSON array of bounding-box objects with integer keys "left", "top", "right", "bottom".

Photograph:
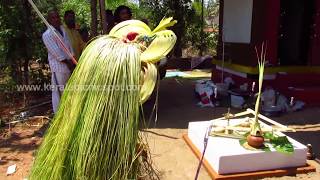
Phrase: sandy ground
[
  {"left": 0, "top": 118, "right": 49, "bottom": 180},
  {"left": 0, "top": 78, "right": 320, "bottom": 179}
]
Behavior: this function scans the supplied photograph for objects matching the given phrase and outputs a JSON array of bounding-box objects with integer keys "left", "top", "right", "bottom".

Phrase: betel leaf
[
  {"left": 264, "top": 132, "right": 294, "bottom": 154},
  {"left": 263, "top": 132, "right": 274, "bottom": 139},
  {"left": 239, "top": 139, "right": 246, "bottom": 146},
  {"left": 269, "top": 136, "right": 294, "bottom": 154}
]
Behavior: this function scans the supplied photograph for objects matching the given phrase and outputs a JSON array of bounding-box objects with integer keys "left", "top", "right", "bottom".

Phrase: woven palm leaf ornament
[
  {"left": 109, "top": 18, "right": 177, "bottom": 103},
  {"left": 29, "top": 18, "right": 177, "bottom": 180}
]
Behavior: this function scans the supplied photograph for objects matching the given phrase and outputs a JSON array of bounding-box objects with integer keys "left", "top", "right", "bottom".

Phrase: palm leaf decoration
[
  {"left": 109, "top": 18, "right": 177, "bottom": 101},
  {"left": 109, "top": 20, "right": 152, "bottom": 39},
  {"left": 29, "top": 18, "right": 177, "bottom": 180},
  {"left": 250, "top": 43, "right": 266, "bottom": 137},
  {"left": 141, "top": 30, "right": 177, "bottom": 63},
  {"left": 152, "top": 17, "right": 178, "bottom": 33}
]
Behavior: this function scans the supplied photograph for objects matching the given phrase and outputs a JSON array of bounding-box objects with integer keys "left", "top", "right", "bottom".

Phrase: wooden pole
[
  {"left": 99, "top": 0, "right": 108, "bottom": 34},
  {"left": 90, "top": 0, "right": 98, "bottom": 37}
]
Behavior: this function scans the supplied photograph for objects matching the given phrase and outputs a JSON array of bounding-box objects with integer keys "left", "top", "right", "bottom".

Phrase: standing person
[
  {"left": 42, "top": 9, "right": 75, "bottom": 113},
  {"left": 64, "top": 10, "right": 86, "bottom": 60},
  {"left": 79, "top": 26, "right": 89, "bottom": 43},
  {"left": 114, "top": 5, "right": 132, "bottom": 24}
]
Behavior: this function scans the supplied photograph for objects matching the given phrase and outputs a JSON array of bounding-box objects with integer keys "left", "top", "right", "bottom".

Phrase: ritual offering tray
[{"left": 184, "top": 108, "right": 316, "bottom": 179}]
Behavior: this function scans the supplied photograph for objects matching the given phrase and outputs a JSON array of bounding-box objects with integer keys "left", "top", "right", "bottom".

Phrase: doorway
[{"left": 278, "top": 0, "right": 315, "bottom": 65}]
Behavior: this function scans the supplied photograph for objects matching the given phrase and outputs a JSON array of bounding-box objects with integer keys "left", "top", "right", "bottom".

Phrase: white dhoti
[{"left": 51, "top": 72, "right": 71, "bottom": 113}]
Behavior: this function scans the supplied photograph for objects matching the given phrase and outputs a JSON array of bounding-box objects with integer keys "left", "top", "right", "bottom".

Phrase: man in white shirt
[{"left": 42, "top": 10, "right": 76, "bottom": 113}]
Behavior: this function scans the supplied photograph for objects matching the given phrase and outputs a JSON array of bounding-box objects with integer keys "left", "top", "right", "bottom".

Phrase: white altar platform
[{"left": 187, "top": 120, "right": 307, "bottom": 175}]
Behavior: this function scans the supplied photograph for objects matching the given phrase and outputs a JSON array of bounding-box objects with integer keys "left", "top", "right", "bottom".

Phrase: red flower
[{"left": 126, "top": 32, "right": 139, "bottom": 41}]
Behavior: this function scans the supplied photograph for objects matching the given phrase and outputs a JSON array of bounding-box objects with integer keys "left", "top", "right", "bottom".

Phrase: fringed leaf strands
[{"left": 30, "top": 18, "right": 177, "bottom": 180}]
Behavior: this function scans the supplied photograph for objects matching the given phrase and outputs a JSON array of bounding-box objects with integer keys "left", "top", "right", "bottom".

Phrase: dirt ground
[{"left": 1, "top": 78, "right": 320, "bottom": 179}]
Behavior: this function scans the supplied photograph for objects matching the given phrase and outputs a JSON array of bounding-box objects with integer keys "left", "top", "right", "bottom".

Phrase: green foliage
[
  {"left": 207, "top": 0, "right": 219, "bottom": 17},
  {"left": 192, "top": 0, "right": 204, "bottom": 16},
  {"left": 58, "top": 0, "right": 141, "bottom": 29},
  {"left": 0, "top": 1, "right": 53, "bottom": 109},
  {"left": 140, "top": 0, "right": 219, "bottom": 57},
  {"left": 139, "top": 0, "right": 193, "bottom": 56},
  {"left": 0, "top": 68, "right": 17, "bottom": 93},
  {"left": 60, "top": 0, "right": 91, "bottom": 27},
  {"left": 0, "top": 1, "right": 51, "bottom": 81},
  {"left": 264, "top": 132, "right": 294, "bottom": 154},
  {"left": 105, "top": 0, "right": 129, "bottom": 10}
]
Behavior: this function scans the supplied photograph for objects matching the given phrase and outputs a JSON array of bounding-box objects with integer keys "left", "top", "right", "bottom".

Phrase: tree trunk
[
  {"left": 199, "top": 0, "right": 204, "bottom": 56},
  {"left": 90, "top": 0, "right": 98, "bottom": 37},
  {"left": 22, "top": 0, "right": 32, "bottom": 86},
  {"left": 99, "top": 0, "right": 108, "bottom": 34}
]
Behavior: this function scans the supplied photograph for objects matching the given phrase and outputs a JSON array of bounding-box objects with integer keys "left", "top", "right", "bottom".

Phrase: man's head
[
  {"left": 114, "top": 5, "right": 132, "bottom": 23},
  {"left": 105, "top": 9, "right": 114, "bottom": 25},
  {"left": 64, "top": 10, "right": 76, "bottom": 29},
  {"left": 47, "top": 10, "right": 61, "bottom": 28}
]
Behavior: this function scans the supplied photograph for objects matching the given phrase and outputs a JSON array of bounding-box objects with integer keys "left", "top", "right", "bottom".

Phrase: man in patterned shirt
[{"left": 42, "top": 9, "right": 76, "bottom": 113}]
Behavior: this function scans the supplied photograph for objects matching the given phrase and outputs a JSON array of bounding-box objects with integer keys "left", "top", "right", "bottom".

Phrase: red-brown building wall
[{"left": 217, "top": 0, "right": 320, "bottom": 66}]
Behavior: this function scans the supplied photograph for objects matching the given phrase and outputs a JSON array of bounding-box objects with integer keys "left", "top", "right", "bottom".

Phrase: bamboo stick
[
  {"left": 212, "top": 110, "right": 251, "bottom": 121},
  {"left": 246, "top": 108, "right": 295, "bottom": 132}
]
